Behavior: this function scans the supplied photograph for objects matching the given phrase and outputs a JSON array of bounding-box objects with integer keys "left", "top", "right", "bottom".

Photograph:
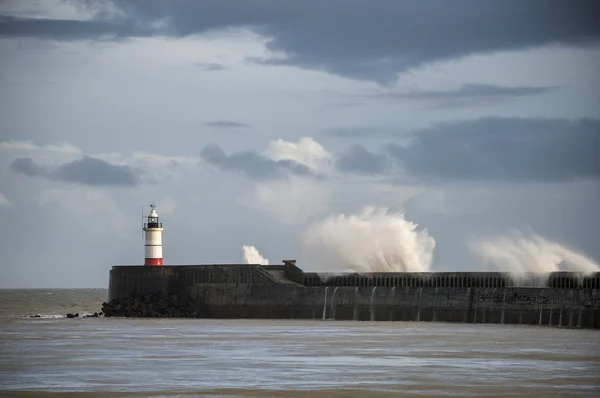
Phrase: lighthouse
[{"left": 143, "top": 204, "right": 163, "bottom": 266}]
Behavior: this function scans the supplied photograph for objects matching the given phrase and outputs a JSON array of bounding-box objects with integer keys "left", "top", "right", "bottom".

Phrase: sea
[{"left": 0, "top": 289, "right": 599, "bottom": 397}]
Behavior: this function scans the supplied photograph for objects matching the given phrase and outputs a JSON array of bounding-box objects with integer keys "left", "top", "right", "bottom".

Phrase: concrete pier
[{"left": 107, "top": 263, "right": 600, "bottom": 328}]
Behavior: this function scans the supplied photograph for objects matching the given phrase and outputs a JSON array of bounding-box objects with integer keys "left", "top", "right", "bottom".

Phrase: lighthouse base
[{"left": 144, "top": 258, "right": 163, "bottom": 266}]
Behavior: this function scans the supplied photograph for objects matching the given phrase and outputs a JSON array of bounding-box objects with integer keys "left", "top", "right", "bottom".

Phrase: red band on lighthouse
[
  {"left": 144, "top": 258, "right": 163, "bottom": 266},
  {"left": 143, "top": 205, "right": 163, "bottom": 266}
]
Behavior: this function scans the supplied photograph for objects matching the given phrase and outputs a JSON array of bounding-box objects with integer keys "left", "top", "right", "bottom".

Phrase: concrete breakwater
[{"left": 106, "top": 263, "right": 600, "bottom": 328}]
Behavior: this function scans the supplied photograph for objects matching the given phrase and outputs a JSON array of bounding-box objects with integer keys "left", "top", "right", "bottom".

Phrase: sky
[{"left": 0, "top": 0, "right": 599, "bottom": 288}]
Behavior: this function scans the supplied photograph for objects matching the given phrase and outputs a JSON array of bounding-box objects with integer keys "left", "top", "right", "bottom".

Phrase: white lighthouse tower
[{"left": 143, "top": 204, "right": 163, "bottom": 266}]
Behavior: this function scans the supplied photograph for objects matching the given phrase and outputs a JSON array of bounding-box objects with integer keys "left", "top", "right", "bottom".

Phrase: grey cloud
[
  {"left": 10, "top": 158, "right": 48, "bottom": 177},
  {"left": 10, "top": 156, "right": 139, "bottom": 186},
  {"left": 336, "top": 144, "right": 389, "bottom": 175},
  {"left": 387, "top": 117, "right": 600, "bottom": 182},
  {"left": 0, "top": 14, "right": 134, "bottom": 40},
  {"left": 324, "top": 127, "right": 396, "bottom": 138},
  {"left": 205, "top": 120, "right": 249, "bottom": 128},
  {"left": 200, "top": 143, "right": 316, "bottom": 179},
  {"left": 400, "top": 84, "right": 557, "bottom": 100},
  {"left": 58, "top": 156, "right": 138, "bottom": 186},
  {"left": 1, "top": 1, "right": 598, "bottom": 82},
  {"left": 366, "top": 84, "right": 558, "bottom": 108},
  {"left": 195, "top": 62, "right": 227, "bottom": 71}
]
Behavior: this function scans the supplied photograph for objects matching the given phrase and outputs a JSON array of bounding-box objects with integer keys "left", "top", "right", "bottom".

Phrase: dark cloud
[
  {"left": 0, "top": 14, "right": 133, "bottom": 40},
  {"left": 399, "top": 84, "right": 556, "bottom": 100},
  {"left": 9, "top": 157, "right": 48, "bottom": 177},
  {"left": 10, "top": 156, "right": 139, "bottom": 186},
  {"left": 387, "top": 117, "right": 600, "bottom": 182},
  {"left": 1, "top": 1, "right": 598, "bottom": 82},
  {"left": 205, "top": 120, "right": 249, "bottom": 128},
  {"left": 195, "top": 62, "right": 227, "bottom": 71},
  {"left": 336, "top": 144, "right": 389, "bottom": 175},
  {"left": 57, "top": 156, "right": 138, "bottom": 186},
  {"left": 364, "top": 84, "right": 557, "bottom": 109},
  {"left": 324, "top": 127, "right": 397, "bottom": 138},
  {"left": 200, "top": 143, "right": 316, "bottom": 179}
]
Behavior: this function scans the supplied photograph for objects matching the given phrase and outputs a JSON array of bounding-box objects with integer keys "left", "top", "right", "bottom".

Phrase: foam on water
[{"left": 27, "top": 314, "right": 67, "bottom": 319}]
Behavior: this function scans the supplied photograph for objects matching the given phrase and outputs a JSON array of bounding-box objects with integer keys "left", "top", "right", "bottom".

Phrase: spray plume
[
  {"left": 302, "top": 206, "right": 435, "bottom": 273},
  {"left": 242, "top": 245, "right": 270, "bottom": 265},
  {"left": 469, "top": 231, "right": 600, "bottom": 277}
]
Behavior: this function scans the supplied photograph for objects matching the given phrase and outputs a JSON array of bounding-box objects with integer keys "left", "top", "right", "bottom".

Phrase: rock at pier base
[{"left": 101, "top": 293, "right": 197, "bottom": 318}]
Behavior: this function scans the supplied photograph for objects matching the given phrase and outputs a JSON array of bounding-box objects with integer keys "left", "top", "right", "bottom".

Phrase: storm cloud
[
  {"left": 9, "top": 158, "right": 48, "bottom": 177},
  {"left": 10, "top": 156, "right": 139, "bottom": 186},
  {"left": 399, "top": 84, "right": 556, "bottom": 100},
  {"left": 1, "top": 0, "right": 598, "bottom": 82},
  {"left": 336, "top": 144, "right": 389, "bottom": 176},
  {"left": 364, "top": 84, "right": 558, "bottom": 109},
  {"left": 1, "top": 0, "right": 599, "bottom": 289},
  {"left": 205, "top": 120, "right": 249, "bottom": 129},
  {"left": 200, "top": 144, "right": 316, "bottom": 179},
  {"left": 195, "top": 62, "right": 227, "bottom": 71},
  {"left": 323, "top": 127, "right": 400, "bottom": 139},
  {"left": 387, "top": 117, "right": 600, "bottom": 182}
]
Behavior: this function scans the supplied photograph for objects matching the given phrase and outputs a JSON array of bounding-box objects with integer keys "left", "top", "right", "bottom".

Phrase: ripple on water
[{"left": 1, "top": 318, "right": 599, "bottom": 396}]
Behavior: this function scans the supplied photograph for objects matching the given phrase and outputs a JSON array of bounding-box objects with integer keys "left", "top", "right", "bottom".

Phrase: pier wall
[
  {"left": 189, "top": 285, "right": 599, "bottom": 328},
  {"left": 107, "top": 265, "right": 600, "bottom": 328}
]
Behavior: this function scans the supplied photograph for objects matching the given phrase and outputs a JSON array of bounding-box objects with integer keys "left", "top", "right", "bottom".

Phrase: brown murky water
[{"left": 0, "top": 289, "right": 599, "bottom": 397}]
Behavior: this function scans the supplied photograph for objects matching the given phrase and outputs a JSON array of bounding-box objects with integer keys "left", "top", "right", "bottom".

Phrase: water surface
[{"left": 0, "top": 289, "right": 598, "bottom": 397}]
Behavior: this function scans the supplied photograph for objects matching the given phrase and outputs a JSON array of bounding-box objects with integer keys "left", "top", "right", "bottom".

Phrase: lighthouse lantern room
[{"left": 143, "top": 204, "right": 163, "bottom": 266}]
